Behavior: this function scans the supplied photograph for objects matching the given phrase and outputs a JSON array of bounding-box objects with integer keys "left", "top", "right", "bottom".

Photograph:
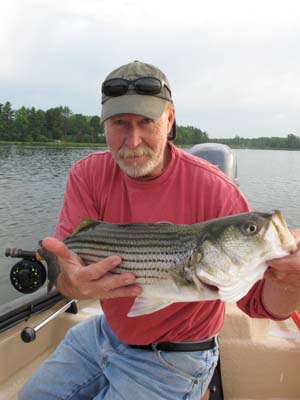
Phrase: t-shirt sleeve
[
  {"left": 55, "top": 160, "right": 99, "bottom": 240},
  {"left": 237, "top": 279, "right": 291, "bottom": 320}
]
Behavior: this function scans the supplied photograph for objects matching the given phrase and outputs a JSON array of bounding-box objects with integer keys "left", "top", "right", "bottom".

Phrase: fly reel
[{"left": 6, "top": 248, "right": 46, "bottom": 294}]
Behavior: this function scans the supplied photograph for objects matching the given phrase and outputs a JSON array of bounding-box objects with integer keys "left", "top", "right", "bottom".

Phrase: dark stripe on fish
[{"left": 66, "top": 244, "right": 191, "bottom": 257}]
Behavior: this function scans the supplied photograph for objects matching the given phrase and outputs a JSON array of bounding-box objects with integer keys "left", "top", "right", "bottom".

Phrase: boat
[{"left": 0, "top": 143, "right": 299, "bottom": 400}]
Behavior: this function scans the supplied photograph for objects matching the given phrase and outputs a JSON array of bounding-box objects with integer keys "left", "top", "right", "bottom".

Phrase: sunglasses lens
[
  {"left": 102, "top": 79, "right": 129, "bottom": 97},
  {"left": 135, "top": 77, "right": 161, "bottom": 94},
  {"left": 102, "top": 77, "right": 164, "bottom": 97}
]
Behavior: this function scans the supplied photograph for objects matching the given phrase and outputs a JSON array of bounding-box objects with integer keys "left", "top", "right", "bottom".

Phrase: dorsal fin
[{"left": 71, "top": 218, "right": 100, "bottom": 236}]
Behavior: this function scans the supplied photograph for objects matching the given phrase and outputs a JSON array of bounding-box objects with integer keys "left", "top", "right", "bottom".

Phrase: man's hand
[
  {"left": 265, "top": 229, "right": 300, "bottom": 290},
  {"left": 42, "top": 237, "right": 143, "bottom": 300},
  {"left": 262, "top": 229, "right": 300, "bottom": 317}
]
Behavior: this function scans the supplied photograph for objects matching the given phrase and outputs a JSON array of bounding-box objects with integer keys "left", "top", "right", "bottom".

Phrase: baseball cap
[{"left": 101, "top": 61, "right": 174, "bottom": 129}]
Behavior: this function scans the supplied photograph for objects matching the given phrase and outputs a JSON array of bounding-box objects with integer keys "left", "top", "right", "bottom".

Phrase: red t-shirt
[{"left": 55, "top": 143, "right": 280, "bottom": 344}]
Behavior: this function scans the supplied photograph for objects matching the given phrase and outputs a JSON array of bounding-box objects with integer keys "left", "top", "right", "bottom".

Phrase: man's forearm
[{"left": 262, "top": 279, "right": 300, "bottom": 318}]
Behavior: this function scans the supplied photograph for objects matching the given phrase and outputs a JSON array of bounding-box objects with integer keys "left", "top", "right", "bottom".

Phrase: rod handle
[{"left": 5, "top": 248, "right": 37, "bottom": 259}]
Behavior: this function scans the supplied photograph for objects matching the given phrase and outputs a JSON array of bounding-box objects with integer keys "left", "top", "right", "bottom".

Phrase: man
[{"left": 20, "top": 61, "right": 300, "bottom": 400}]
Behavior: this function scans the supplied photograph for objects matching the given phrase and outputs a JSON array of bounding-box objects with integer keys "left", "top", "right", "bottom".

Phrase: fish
[{"left": 38, "top": 210, "right": 297, "bottom": 317}]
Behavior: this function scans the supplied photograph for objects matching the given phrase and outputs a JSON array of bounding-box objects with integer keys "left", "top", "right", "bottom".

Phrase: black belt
[{"left": 129, "top": 337, "right": 216, "bottom": 352}]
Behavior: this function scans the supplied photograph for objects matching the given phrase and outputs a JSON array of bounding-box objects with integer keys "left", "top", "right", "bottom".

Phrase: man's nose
[{"left": 125, "top": 126, "right": 143, "bottom": 148}]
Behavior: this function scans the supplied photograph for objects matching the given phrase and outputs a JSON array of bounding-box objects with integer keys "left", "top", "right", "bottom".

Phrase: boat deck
[{"left": 0, "top": 301, "right": 299, "bottom": 400}]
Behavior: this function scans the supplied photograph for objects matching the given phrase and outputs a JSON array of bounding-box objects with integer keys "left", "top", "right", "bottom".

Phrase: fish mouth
[{"left": 271, "top": 210, "right": 297, "bottom": 253}]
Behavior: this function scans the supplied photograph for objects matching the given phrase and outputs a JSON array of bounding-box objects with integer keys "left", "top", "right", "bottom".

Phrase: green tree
[
  {"left": 14, "top": 107, "right": 30, "bottom": 141},
  {"left": 60, "top": 106, "right": 72, "bottom": 140},
  {"left": 45, "top": 107, "right": 66, "bottom": 140},
  {"left": 0, "top": 103, "right": 3, "bottom": 138},
  {"left": 68, "top": 114, "right": 91, "bottom": 140},
  {"left": 175, "top": 125, "right": 208, "bottom": 145},
  {"left": 89, "top": 115, "right": 102, "bottom": 142},
  {"left": 285, "top": 134, "right": 300, "bottom": 149},
  {"left": 28, "top": 108, "right": 48, "bottom": 141},
  {"left": 0, "top": 101, "right": 15, "bottom": 139}
]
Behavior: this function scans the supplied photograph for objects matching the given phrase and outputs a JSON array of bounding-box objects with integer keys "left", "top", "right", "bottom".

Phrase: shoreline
[{"left": 0, "top": 141, "right": 299, "bottom": 151}]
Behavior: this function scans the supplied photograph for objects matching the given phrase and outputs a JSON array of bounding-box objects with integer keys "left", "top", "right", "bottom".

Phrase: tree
[
  {"left": 175, "top": 125, "right": 208, "bottom": 145},
  {"left": 68, "top": 114, "right": 91, "bottom": 140},
  {"left": 89, "top": 116, "right": 103, "bottom": 143},
  {"left": 1, "top": 101, "right": 215, "bottom": 145},
  {"left": 0, "top": 101, "right": 15, "bottom": 139},
  {"left": 28, "top": 108, "right": 48, "bottom": 141},
  {"left": 286, "top": 134, "right": 300, "bottom": 149},
  {"left": 0, "top": 103, "right": 5, "bottom": 139},
  {"left": 14, "top": 107, "right": 30, "bottom": 141},
  {"left": 45, "top": 107, "right": 65, "bottom": 140}
]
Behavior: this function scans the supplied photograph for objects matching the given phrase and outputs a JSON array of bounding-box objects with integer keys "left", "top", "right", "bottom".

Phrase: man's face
[{"left": 104, "top": 105, "right": 174, "bottom": 179}]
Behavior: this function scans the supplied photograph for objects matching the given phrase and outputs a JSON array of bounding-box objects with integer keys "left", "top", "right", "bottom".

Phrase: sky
[{"left": 1, "top": 0, "right": 300, "bottom": 138}]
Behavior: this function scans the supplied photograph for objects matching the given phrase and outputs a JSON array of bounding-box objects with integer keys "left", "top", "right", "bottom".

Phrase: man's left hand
[
  {"left": 265, "top": 229, "right": 300, "bottom": 291},
  {"left": 262, "top": 229, "right": 300, "bottom": 317}
]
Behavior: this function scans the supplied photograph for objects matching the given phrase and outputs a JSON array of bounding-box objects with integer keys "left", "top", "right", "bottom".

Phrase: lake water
[{"left": 0, "top": 145, "right": 300, "bottom": 310}]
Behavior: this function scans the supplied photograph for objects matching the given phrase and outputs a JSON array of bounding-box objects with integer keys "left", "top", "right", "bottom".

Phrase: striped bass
[{"left": 39, "top": 210, "right": 297, "bottom": 317}]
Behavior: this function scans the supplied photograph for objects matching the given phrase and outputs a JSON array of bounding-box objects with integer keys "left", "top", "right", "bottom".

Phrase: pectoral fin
[{"left": 127, "top": 296, "right": 173, "bottom": 317}]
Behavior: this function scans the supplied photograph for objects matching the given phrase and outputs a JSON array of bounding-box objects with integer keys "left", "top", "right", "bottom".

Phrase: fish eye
[{"left": 246, "top": 224, "right": 258, "bottom": 234}]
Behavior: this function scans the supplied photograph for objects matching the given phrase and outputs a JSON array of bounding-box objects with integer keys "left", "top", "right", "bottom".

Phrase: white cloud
[{"left": 1, "top": 0, "right": 300, "bottom": 137}]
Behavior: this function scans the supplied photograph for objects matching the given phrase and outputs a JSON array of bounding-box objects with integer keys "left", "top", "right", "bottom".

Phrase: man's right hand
[{"left": 42, "top": 237, "right": 143, "bottom": 300}]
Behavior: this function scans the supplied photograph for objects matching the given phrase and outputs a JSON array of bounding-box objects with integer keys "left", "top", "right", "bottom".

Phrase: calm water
[{"left": 0, "top": 145, "right": 300, "bottom": 310}]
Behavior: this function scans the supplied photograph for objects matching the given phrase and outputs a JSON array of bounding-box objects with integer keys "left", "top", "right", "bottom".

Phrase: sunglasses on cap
[{"left": 102, "top": 77, "right": 172, "bottom": 99}]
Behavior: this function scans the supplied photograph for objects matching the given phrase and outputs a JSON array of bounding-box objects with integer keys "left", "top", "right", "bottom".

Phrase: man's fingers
[
  {"left": 42, "top": 237, "right": 71, "bottom": 259},
  {"left": 92, "top": 271, "right": 142, "bottom": 297},
  {"left": 77, "top": 257, "right": 124, "bottom": 281},
  {"left": 106, "top": 285, "right": 143, "bottom": 298},
  {"left": 40, "top": 236, "right": 142, "bottom": 299},
  {"left": 291, "top": 229, "right": 300, "bottom": 246},
  {"left": 93, "top": 271, "right": 139, "bottom": 291},
  {"left": 267, "top": 229, "right": 300, "bottom": 272},
  {"left": 42, "top": 238, "right": 123, "bottom": 277},
  {"left": 66, "top": 271, "right": 142, "bottom": 299},
  {"left": 267, "top": 247, "right": 300, "bottom": 271}
]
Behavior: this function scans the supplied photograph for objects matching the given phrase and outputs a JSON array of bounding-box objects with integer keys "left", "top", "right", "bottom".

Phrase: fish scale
[
  {"left": 64, "top": 224, "right": 198, "bottom": 283},
  {"left": 65, "top": 240, "right": 194, "bottom": 280}
]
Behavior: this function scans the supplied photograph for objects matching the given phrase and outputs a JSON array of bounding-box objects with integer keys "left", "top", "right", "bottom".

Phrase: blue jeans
[{"left": 19, "top": 315, "right": 218, "bottom": 400}]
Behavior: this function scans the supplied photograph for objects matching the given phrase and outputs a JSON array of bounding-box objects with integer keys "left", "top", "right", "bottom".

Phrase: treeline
[
  {"left": 1, "top": 101, "right": 299, "bottom": 148},
  {"left": 0, "top": 102, "right": 104, "bottom": 143},
  {"left": 176, "top": 125, "right": 208, "bottom": 145},
  {"left": 0, "top": 101, "right": 208, "bottom": 145},
  {"left": 212, "top": 134, "right": 300, "bottom": 150}
]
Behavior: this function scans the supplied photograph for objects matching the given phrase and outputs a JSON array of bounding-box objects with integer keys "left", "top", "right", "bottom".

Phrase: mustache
[{"left": 117, "top": 145, "right": 154, "bottom": 158}]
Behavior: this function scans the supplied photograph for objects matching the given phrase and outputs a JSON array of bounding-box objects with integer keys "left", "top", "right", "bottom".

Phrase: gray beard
[
  {"left": 115, "top": 156, "right": 160, "bottom": 178},
  {"left": 109, "top": 144, "right": 163, "bottom": 178}
]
